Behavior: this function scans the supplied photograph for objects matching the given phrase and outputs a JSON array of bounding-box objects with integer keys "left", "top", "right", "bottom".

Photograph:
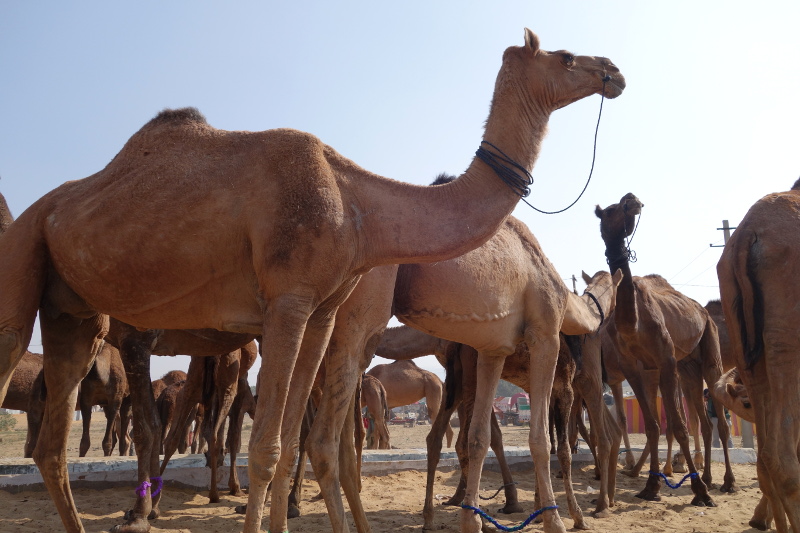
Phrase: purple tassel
[
  {"left": 135, "top": 480, "right": 152, "bottom": 498},
  {"left": 151, "top": 476, "right": 163, "bottom": 496}
]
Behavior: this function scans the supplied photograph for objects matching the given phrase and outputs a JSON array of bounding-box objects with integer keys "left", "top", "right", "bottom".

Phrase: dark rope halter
[
  {"left": 475, "top": 76, "right": 611, "bottom": 215},
  {"left": 605, "top": 202, "right": 641, "bottom": 270},
  {"left": 585, "top": 291, "right": 604, "bottom": 327}
]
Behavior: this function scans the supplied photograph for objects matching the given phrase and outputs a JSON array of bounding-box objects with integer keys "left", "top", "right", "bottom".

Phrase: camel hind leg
[
  {"left": 34, "top": 311, "right": 108, "bottom": 533},
  {"left": 0, "top": 222, "right": 46, "bottom": 405}
]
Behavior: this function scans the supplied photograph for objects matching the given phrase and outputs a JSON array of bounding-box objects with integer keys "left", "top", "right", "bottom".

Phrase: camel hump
[
  {"left": 792, "top": 177, "right": 800, "bottom": 191},
  {"left": 143, "top": 107, "right": 208, "bottom": 129}
]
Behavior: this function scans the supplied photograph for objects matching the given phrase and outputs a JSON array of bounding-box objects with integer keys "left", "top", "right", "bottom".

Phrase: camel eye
[
  {"left": 743, "top": 401, "right": 752, "bottom": 409},
  {"left": 563, "top": 53, "right": 575, "bottom": 66}
]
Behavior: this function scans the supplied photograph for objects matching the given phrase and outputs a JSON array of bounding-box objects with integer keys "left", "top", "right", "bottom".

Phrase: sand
[{"left": 0, "top": 414, "right": 765, "bottom": 532}]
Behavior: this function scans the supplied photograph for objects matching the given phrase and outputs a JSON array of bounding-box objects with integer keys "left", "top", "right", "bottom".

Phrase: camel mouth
[{"left": 601, "top": 76, "right": 625, "bottom": 99}]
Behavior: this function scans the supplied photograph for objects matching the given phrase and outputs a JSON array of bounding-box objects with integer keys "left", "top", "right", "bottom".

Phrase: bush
[{"left": 0, "top": 412, "right": 17, "bottom": 432}]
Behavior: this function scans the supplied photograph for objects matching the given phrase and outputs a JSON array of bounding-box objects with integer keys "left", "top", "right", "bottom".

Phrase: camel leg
[
  {"left": 576, "top": 378, "right": 619, "bottom": 517},
  {"left": 445, "top": 348, "right": 478, "bottom": 509},
  {"left": 630, "top": 367, "right": 664, "bottom": 500},
  {"left": 423, "top": 345, "right": 462, "bottom": 530},
  {"left": 658, "top": 357, "right": 715, "bottom": 507},
  {"left": 243, "top": 294, "right": 325, "bottom": 533},
  {"left": 663, "top": 424, "right": 675, "bottom": 477},
  {"left": 285, "top": 397, "right": 315, "bottom": 518},
  {"left": 698, "top": 330, "right": 736, "bottom": 493},
  {"left": 459, "top": 353, "right": 507, "bottom": 533},
  {"left": 267, "top": 309, "right": 340, "bottom": 533},
  {"left": 25, "top": 377, "right": 45, "bottom": 459},
  {"left": 102, "top": 403, "right": 122, "bottom": 457},
  {"left": 205, "top": 351, "right": 239, "bottom": 504},
  {"left": 610, "top": 382, "right": 635, "bottom": 469},
  {"left": 226, "top": 378, "right": 253, "bottom": 497},
  {"left": 161, "top": 357, "right": 205, "bottom": 470},
  {"left": 523, "top": 333, "right": 566, "bottom": 533},
  {"left": 33, "top": 311, "right": 108, "bottom": 533},
  {"left": 78, "top": 399, "right": 93, "bottom": 457},
  {"left": 550, "top": 360, "right": 587, "bottom": 530},
  {"left": 118, "top": 397, "right": 133, "bottom": 456},
  {"left": 113, "top": 328, "right": 164, "bottom": 533},
  {"left": 489, "top": 408, "right": 523, "bottom": 515},
  {"left": 338, "top": 394, "right": 371, "bottom": 533}
]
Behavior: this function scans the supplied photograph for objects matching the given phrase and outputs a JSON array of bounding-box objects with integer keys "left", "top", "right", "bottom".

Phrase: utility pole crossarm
[{"left": 710, "top": 219, "right": 737, "bottom": 247}]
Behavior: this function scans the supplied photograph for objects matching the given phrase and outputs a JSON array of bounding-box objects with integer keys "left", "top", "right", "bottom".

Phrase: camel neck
[
  {"left": 0, "top": 194, "right": 13, "bottom": 234},
  {"left": 605, "top": 240, "right": 637, "bottom": 333},
  {"left": 361, "top": 84, "right": 551, "bottom": 266}
]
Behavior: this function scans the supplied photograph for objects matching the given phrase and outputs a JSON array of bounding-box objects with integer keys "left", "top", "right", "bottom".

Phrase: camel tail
[
  {"left": 730, "top": 230, "right": 765, "bottom": 370},
  {"left": 443, "top": 343, "right": 461, "bottom": 411}
]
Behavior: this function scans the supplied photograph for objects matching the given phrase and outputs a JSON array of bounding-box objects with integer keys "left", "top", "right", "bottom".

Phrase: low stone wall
[{"left": 0, "top": 445, "right": 755, "bottom": 493}]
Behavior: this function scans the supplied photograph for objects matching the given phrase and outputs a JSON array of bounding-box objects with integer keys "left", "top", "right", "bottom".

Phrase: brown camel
[
  {"left": 668, "top": 298, "right": 738, "bottom": 475},
  {"left": 394, "top": 203, "right": 622, "bottom": 533},
  {"left": 418, "top": 321, "right": 621, "bottom": 530},
  {"left": 159, "top": 342, "right": 259, "bottom": 504},
  {"left": 360, "top": 373, "right": 391, "bottom": 450},
  {"left": 2, "top": 350, "right": 44, "bottom": 456},
  {"left": 367, "top": 360, "right": 453, "bottom": 447},
  {"left": 595, "top": 193, "right": 736, "bottom": 507},
  {"left": 717, "top": 179, "right": 800, "bottom": 533},
  {"left": 271, "top": 30, "right": 626, "bottom": 533},
  {"left": 25, "top": 343, "right": 130, "bottom": 458},
  {"left": 0, "top": 29, "right": 624, "bottom": 533}
]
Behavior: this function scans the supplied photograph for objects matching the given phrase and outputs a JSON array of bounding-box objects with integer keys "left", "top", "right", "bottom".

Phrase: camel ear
[
  {"left": 524, "top": 28, "right": 540, "bottom": 52},
  {"left": 595, "top": 205, "right": 604, "bottom": 219},
  {"left": 581, "top": 270, "right": 591, "bottom": 285},
  {"left": 612, "top": 269, "right": 624, "bottom": 285},
  {"left": 726, "top": 381, "right": 738, "bottom": 399}
]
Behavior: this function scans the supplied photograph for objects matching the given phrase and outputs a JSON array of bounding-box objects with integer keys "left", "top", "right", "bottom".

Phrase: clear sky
[{"left": 2, "top": 2, "right": 799, "bottom": 384}]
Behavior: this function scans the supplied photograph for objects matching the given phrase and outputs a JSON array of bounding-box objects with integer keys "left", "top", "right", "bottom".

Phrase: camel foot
[
  {"left": 234, "top": 504, "right": 247, "bottom": 514},
  {"left": 634, "top": 474, "right": 663, "bottom": 502},
  {"left": 208, "top": 495, "right": 220, "bottom": 504},
  {"left": 309, "top": 491, "right": 324, "bottom": 502},
  {"left": 621, "top": 468, "right": 640, "bottom": 479},
  {"left": 690, "top": 494, "right": 716, "bottom": 507},
  {"left": 592, "top": 507, "right": 611, "bottom": 519},
  {"left": 594, "top": 467, "right": 601, "bottom": 481},
  {"left": 229, "top": 488, "right": 245, "bottom": 497},
  {"left": 497, "top": 502, "right": 524, "bottom": 514},
  {"left": 287, "top": 504, "right": 301, "bottom": 519},
  {"left": 572, "top": 519, "right": 591, "bottom": 530},
  {"left": 110, "top": 517, "right": 151, "bottom": 533},
  {"left": 123, "top": 508, "right": 158, "bottom": 521},
  {"left": 720, "top": 481, "right": 739, "bottom": 494},
  {"left": 662, "top": 464, "right": 674, "bottom": 477},
  {"left": 670, "top": 458, "right": 687, "bottom": 474},
  {"left": 749, "top": 518, "right": 770, "bottom": 531},
  {"left": 443, "top": 496, "right": 461, "bottom": 507},
  {"left": 555, "top": 469, "right": 564, "bottom": 479}
]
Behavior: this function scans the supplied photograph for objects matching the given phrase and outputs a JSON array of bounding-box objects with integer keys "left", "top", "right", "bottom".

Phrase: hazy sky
[{"left": 2, "top": 2, "right": 799, "bottom": 383}]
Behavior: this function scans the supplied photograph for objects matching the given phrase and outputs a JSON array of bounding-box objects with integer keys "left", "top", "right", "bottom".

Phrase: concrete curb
[{"left": 0, "top": 445, "right": 756, "bottom": 493}]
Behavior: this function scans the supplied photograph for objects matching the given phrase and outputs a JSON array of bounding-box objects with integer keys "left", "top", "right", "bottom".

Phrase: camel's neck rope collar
[
  {"left": 476, "top": 77, "right": 611, "bottom": 215},
  {"left": 605, "top": 203, "right": 641, "bottom": 270},
  {"left": 585, "top": 291, "right": 604, "bottom": 327}
]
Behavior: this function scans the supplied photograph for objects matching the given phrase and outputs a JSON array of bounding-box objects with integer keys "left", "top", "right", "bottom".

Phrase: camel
[
  {"left": 360, "top": 373, "right": 390, "bottom": 450},
  {"left": 151, "top": 370, "right": 187, "bottom": 410},
  {"left": 159, "top": 343, "right": 259, "bottom": 504},
  {"left": 595, "top": 193, "right": 736, "bottom": 507},
  {"left": 25, "top": 343, "right": 130, "bottom": 458},
  {"left": 367, "top": 359, "right": 453, "bottom": 447},
  {"left": 394, "top": 204, "right": 622, "bottom": 533},
  {"left": 0, "top": 29, "right": 624, "bottom": 533},
  {"left": 717, "top": 179, "right": 800, "bottom": 533}
]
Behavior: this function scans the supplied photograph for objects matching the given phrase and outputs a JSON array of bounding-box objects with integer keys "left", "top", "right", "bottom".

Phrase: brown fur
[
  {"left": 717, "top": 183, "right": 800, "bottom": 531},
  {"left": 0, "top": 29, "right": 625, "bottom": 533},
  {"left": 367, "top": 360, "right": 453, "bottom": 448},
  {"left": 359, "top": 373, "right": 391, "bottom": 449},
  {"left": 596, "top": 194, "right": 736, "bottom": 507}
]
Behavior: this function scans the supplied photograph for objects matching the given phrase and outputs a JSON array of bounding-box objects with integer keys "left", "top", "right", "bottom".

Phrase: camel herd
[{"left": 0, "top": 26, "right": 796, "bottom": 533}]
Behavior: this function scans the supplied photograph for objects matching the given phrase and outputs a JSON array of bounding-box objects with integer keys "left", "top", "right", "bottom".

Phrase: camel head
[
  {"left": 496, "top": 28, "right": 626, "bottom": 114},
  {"left": 595, "top": 193, "right": 643, "bottom": 245},
  {"left": 714, "top": 367, "right": 754, "bottom": 423},
  {"left": 582, "top": 269, "right": 624, "bottom": 320}
]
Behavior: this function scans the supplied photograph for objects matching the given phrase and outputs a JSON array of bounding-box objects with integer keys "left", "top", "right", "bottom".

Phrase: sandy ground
[{"left": 0, "top": 414, "right": 765, "bottom": 532}]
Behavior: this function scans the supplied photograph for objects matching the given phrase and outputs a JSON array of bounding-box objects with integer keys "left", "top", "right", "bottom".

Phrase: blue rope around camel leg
[
  {"left": 461, "top": 503, "right": 558, "bottom": 532},
  {"left": 649, "top": 471, "right": 698, "bottom": 489}
]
